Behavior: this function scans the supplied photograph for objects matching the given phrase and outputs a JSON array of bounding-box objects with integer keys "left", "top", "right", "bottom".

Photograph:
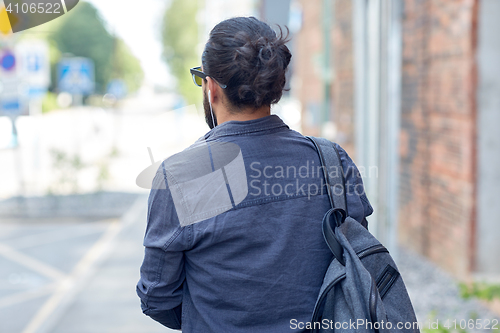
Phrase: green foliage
[
  {"left": 459, "top": 282, "right": 500, "bottom": 301},
  {"left": 47, "top": 39, "right": 62, "bottom": 93},
  {"left": 161, "top": 0, "right": 200, "bottom": 105},
  {"left": 49, "top": 1, "right": 143, "bottom": 94},
  {"left": 50, "top": 2, "right": 113, "bottom": 92},
  {"left": 110, "top": 39, "right": 143, "bottom": 93},
  {"left": 41, "top": 92, "right": 58, "bottom": 113},
  {"left": 95, "top": 161, "right": 110, "bottom": 192},
  {"left": 48, "top": 148, "right": 85, "bottom": 194},
  {"left": 48, "top": 146, "right": 119, "bottom": 194}
]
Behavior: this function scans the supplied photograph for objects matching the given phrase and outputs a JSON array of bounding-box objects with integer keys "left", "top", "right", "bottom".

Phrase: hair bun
[{"left": 202, "top": 17, "right": 292, "bottom": 109}]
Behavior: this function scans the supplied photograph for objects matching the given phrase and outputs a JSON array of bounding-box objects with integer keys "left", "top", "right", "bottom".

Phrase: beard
[{"left": 203, "top": 89, "right": 217, "bottom": 129}]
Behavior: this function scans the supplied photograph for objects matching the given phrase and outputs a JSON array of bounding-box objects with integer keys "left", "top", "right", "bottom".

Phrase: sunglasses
[{"left": 190, "top": 66, "right": 227, "bottom": 89}]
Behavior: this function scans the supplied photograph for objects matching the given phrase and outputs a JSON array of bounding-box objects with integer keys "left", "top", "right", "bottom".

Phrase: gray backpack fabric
[{"left": 307, "top": 137, "right": 419, "bottom": 333}]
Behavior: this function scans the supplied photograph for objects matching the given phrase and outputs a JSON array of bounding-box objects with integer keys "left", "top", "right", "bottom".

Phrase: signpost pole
[
  {"left": 9, "top": 115, "right": 26, "bottom": 197},
  {"left": 9, "top": 115, "right": 18, "bottom": 147},
  {"left": 29, "top": 99, "right": 43, "bottom": 194}
]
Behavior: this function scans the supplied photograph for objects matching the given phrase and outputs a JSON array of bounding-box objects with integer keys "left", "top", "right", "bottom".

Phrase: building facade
[{"left": 292, "top": 0, "right": 500, "bottom": 278}]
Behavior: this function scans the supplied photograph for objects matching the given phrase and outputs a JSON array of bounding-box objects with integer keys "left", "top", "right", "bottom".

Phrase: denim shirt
[{"left": 137, "top": 115, "right": 373, "bottom": 333}]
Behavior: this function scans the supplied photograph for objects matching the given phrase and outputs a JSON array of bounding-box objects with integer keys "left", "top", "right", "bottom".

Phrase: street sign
[
  {"left": 0, "top": 48, "right": 16, "bottom": 73},
  {"left": 0, "top": 77, "right": 28, "bottom": 117},
  {"left": 107, "top": 79, "right": 127, "bottom": 99},
  {"left": 16, "top": 40, "right": 50, "bottom": 100},
  {"left": 57, "top": 57, "right": 95, "bottom": 95},
  {"left": 1, "top": 50, "right": 16, "bottom": 71},
  {"left": 0, "top": 48, "right": 25, "bottom": 117}
]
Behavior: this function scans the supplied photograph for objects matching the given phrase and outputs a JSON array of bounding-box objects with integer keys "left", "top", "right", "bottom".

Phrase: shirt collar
[{"left": 203, "top": 114, "right": 289, "bottom": 140}]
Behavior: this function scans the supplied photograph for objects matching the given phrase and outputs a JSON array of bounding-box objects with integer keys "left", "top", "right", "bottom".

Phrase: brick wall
[
  {"left": 331, "top": 0, "right": 355, "bottom": 155},
  {"left": 399, "top": 0, "right": 478, "bottom": 276},
  {"left": 294, "top": 0, "right": 324, "bottom": 137},
  {"left": 294, "top": 0, "right": 356, "bottom": 155},
  {"left": 293, "top": 0, "right": 479, "bottom": 277}
]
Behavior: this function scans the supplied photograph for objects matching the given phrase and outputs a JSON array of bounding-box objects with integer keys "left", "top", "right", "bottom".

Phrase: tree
[
  {"left": 161, "top": 0, "right": 200, "bottom": 105},
  {"left": 50, "top": 1, "right": 143, "bottom": 94},
  {"left": 110, "top": 39, "right": 143, "bottom": 93}
]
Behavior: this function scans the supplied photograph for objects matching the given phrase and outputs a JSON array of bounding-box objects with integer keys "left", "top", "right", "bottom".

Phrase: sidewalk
[{"left": 399, "top": 247, "right": 500, "bottom": 331}]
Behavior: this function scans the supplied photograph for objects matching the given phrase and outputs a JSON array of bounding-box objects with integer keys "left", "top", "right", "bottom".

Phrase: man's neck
[{"left": 216, "top": 104, "right": 271, "bottom": 125}]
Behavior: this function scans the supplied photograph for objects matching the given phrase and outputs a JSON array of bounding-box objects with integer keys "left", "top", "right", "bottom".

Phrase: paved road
[{"left": 0, "top": 194, "right": 177, "bottom": 333}]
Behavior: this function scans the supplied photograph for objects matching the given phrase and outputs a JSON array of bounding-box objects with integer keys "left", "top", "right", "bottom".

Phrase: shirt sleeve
[
  {"left": 333, "top": 143, "right": 374, "bottom": 229},
  {"left": 136, "top": 161, "right": 191, "bottom": 329}
]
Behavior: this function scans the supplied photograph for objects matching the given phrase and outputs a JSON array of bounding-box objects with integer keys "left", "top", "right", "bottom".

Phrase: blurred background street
[{"left": 1, "top": 0, "right": 500, "bottom": 332}]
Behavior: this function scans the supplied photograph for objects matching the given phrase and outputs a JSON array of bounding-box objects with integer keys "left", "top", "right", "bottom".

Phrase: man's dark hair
[{"left": 202, "top": 17, "right": 292, "bottom": 109}]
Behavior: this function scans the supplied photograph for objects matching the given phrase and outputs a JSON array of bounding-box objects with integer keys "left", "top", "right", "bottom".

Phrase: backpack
[{"left": 307, "top": 137, "right": 419, "bottom": 333}]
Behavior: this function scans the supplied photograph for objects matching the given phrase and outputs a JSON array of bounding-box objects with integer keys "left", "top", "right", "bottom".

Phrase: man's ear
[{"left": 205, "top": 77, "right": 219, "bottom": 104}]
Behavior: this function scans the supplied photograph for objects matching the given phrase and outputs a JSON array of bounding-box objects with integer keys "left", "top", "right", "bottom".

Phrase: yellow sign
[{"left": 0, "top": 6, "right": 13, "bottom": 35}]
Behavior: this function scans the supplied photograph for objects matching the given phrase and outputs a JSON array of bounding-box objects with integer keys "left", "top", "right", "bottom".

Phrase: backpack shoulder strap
[
  {"left": 306, "top": 136, "right": 347, "bottom": 212},
  {"left": 307, "top": 136, "right": 347, "bottom": 266}
]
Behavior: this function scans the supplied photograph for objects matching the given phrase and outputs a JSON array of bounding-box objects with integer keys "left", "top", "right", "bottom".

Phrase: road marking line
[
  {"left": 7, "top": 222, "right": 110, "bottom": 250},
  {"left": 21, "top": 220, "right": 122, "bottom": 333},
  {"left": 0, "top": 243, "right": 67, "bottom": 281},
  {"left": 0, "top": 283, "right": 57, "bottom": 309}
]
